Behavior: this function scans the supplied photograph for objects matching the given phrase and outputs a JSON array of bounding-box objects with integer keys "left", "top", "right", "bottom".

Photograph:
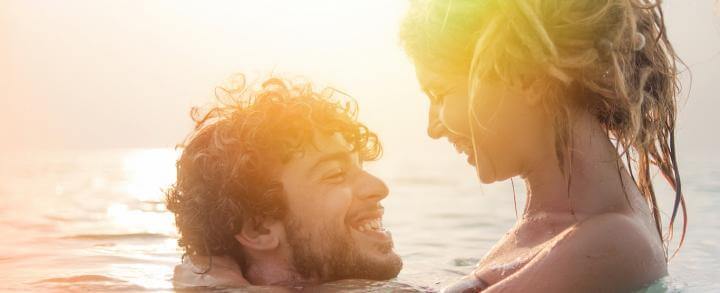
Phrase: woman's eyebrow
[{"left": 422, "top": 85, "right": 443, "bottom": 98}]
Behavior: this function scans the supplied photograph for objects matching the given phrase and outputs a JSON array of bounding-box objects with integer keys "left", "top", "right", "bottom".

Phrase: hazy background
[
  {"left": 0, "top": 1, "right": 718, "bottom": 291},
  {"left": 1, "top": 0, "right": 719, "bottom": 158}
]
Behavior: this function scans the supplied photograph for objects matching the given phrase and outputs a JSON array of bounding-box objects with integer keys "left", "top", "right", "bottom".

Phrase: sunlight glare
[{"left": 122, "top": 148, "right": 179, "bottom": 202}]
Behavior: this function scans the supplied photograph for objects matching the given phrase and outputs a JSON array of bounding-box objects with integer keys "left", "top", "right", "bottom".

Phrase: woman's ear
[
  {"left": 234, "top": 217, "right": 284, "bottom": 251},
  {"left": 517, "top": 76, "right": 543, "bottom": 107},
  {"left": 524, "top": 89, "right": 542, "bottom": 107}
]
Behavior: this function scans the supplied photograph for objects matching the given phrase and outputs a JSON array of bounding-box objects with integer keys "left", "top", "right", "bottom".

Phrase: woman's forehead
[{"left": 416, "top": 66, "right": 466, "bottom": 90}]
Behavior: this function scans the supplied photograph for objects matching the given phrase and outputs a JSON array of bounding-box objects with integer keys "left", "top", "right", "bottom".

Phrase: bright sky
[{"left": 1, "top": 0, "right": 719, "bottom": 157}]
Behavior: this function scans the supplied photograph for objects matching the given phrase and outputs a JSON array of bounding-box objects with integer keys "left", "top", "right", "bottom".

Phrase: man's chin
[
  {"left": 347, "top": 228, "right": 403, "bottom": 280},
  {"left": 365, "top": 250, "right": 403, "bottom": 280},
  {"left": 286, "top": 219, "right": 402, "bottom": 282},
  {"left": 339, "top": 250, "right": 403, "bottom": 281}
]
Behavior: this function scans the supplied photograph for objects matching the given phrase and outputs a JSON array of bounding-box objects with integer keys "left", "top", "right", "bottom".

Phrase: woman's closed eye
[
  {"left": 431, "top": 93, "right": 445, "bottom": 104},
  {"left": 427, "top": 89, "right": 446, "bottom": 104},
  {"left": 427, "top": 85, "right": 461, "bottom": 105}
]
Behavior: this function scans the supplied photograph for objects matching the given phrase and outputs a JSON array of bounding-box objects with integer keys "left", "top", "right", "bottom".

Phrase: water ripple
[
  {"left": 62, "top": 233, "right": 170, "bottom": 241},
  {"left": 33, "top": 275, "right": 148, "bottom": 291}
]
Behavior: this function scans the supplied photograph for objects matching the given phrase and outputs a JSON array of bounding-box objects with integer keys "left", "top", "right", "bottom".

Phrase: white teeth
[{"left": 355, "top": 218, "right": 384, "bottom": 232}]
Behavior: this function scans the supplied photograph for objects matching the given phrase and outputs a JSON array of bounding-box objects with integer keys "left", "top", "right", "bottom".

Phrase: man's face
[{"left": 279, "top": 132, "right": 402, "bottom": 281}]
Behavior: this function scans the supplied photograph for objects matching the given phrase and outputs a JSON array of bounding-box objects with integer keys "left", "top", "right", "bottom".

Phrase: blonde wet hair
[{"left": 400, "top": 0, "right": 686, "bottom": 258}]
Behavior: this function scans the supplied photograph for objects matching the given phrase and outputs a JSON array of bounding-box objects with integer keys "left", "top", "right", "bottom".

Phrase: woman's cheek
[
  {"left": 441, "top": 94, "right": 472, "bottom": 137},
  {"left": 473, "top": 141, "right": 498, "bottom": 184}
]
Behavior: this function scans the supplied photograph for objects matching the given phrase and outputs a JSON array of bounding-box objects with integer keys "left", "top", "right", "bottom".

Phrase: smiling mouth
[
  {"left": 348, "top": 208, "right": 392, "bottom": 242},
  {"left": 450, "top": 139, "right": 476, "bottom": 166},
  {"left": 353, "top": 217, "right": 385, "bottom": 233}
]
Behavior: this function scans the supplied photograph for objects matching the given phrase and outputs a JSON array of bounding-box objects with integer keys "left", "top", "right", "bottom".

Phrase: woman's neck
[{"left": 521, "top": 110, "right": 637, "bottom": 219}]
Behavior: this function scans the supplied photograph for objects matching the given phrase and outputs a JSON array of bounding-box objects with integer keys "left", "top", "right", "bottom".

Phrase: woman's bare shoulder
[{"left": 483, "top": 213, "right": 667, "bottom": 293}]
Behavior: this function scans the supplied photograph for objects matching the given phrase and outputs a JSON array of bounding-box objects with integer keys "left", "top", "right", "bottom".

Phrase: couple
[{"left": 166, "top": 0, "right": 687, "bottom": 292}]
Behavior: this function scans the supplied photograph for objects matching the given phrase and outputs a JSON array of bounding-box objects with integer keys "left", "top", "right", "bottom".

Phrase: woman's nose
[{"left": 427, "top": 105, "right": 444, "bottom": 139}]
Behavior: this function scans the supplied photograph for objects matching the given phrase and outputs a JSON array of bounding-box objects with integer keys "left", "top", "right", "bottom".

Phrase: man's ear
[{"left": 234, "top": 217, "right": 284, "bottom": 251}]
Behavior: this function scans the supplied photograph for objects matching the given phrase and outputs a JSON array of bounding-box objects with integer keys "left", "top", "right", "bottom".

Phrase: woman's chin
[
  {"left": 476, "top": 172, "right": 496, "bottom": 184},
  {"left": 472, "top": 165, "right": 496, "bottom": 184},
  {"left": 469, "top": 153, "right": 497, "bottom": 184}
]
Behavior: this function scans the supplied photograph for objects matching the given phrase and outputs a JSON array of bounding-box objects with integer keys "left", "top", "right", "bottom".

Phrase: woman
[{"left": 399, "top": 0, "right": 686, "bottom": 292}]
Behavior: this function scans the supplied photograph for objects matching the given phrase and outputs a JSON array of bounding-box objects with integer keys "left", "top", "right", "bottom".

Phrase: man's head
[{"left": 166, "top": 76, "right": 402, "bottom": 285}]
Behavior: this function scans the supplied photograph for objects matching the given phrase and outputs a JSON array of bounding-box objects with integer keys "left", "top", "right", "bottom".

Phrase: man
[{"left": 165, "top": 76, "right": 402, "bottom": 289}]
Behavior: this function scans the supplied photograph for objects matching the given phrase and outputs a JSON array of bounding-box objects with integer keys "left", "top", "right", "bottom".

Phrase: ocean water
[{"left": 0, "top": 148, "right": 717, "bottom": 292}]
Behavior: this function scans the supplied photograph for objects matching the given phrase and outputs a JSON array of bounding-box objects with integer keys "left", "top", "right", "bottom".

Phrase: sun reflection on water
[
  {"left": 106, "top": 203, "right": 176, "bottom": 236},
  {"left": 122, "top": 148, "right": 179, "bottom": 203},
  {"left": 105, "top": 149, "right": 180, "bottom": 236}
]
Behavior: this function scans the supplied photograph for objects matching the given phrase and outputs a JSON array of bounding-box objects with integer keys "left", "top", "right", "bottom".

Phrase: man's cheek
[{"left": 321, "top": 188, "right": 354, "bottom": 226}]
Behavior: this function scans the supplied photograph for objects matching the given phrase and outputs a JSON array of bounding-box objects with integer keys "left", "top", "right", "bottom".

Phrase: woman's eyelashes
[
  {"left": 432, "top": 93, "right": 445, "bottom": 104},
  {"left": 428, "top": 84, "right": 462, "bottom": 105},
  {"left": 426, "top": 88, "right": 446, "bottom": 104}
]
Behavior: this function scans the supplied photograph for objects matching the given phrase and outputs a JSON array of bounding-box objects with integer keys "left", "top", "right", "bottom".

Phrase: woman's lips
[
  {"left": 460, "top": 147, "right": 476, "bottom": 166},
  {"left": 467, "top": 152, "right": 476, "bottom": 166},
  {"left": 450, "top": 139, "right": 476, "bottom": 166}
]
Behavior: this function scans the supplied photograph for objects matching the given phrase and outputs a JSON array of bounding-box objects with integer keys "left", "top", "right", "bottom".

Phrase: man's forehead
[
  {"left": 290, "top": 132, "right": 354, "bottom": 162},
  {"left": 313, "top": 132, "right": 352, "bottom": 151}
]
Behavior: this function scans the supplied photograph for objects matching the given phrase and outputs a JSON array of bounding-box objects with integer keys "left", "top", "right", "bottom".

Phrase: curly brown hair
[{"left": 165, "top": 75, "right": 382, "bottom": 268}]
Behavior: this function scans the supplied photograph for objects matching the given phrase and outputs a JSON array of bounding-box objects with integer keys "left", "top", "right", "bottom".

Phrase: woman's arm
[{"left": 173, "top": 255, "right": 249, "bottom": 289}]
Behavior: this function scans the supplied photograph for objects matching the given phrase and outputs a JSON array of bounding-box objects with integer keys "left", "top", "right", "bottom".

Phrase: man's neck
[{"left": 244, "top": 257, "right": 315, "bottom": 286}]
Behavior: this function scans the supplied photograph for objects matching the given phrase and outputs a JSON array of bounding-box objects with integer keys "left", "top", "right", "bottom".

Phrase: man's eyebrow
[{"left": 309, "top": 151, "right": 351, "bottom": 172}]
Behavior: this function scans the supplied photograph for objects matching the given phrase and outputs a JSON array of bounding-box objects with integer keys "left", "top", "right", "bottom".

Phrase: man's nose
[
  {"left": 356, "top": 171, "right": 389, "bottom": 203},
  {"left": 427, "top": 104, "right": 444, "bottom": 139}
]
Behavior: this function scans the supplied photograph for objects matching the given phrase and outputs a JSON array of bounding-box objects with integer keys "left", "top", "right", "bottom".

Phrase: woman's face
[{"left": 415, "top": 66, "right": 551, "bottom": 183}]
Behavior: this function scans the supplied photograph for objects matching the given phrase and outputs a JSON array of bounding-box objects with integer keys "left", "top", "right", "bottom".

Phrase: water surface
[{"left": 0, "top": 148, "right": 716, "bottom": 292}]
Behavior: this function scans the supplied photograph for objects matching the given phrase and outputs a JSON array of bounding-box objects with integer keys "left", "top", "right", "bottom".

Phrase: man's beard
[{"left": 284, "top": 217, "right": 401, "bottom": 282}]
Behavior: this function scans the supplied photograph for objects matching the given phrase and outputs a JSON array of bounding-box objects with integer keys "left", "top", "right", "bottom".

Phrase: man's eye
[{"left": 323, "top": 169, "right": 346, "bottom": 182}]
